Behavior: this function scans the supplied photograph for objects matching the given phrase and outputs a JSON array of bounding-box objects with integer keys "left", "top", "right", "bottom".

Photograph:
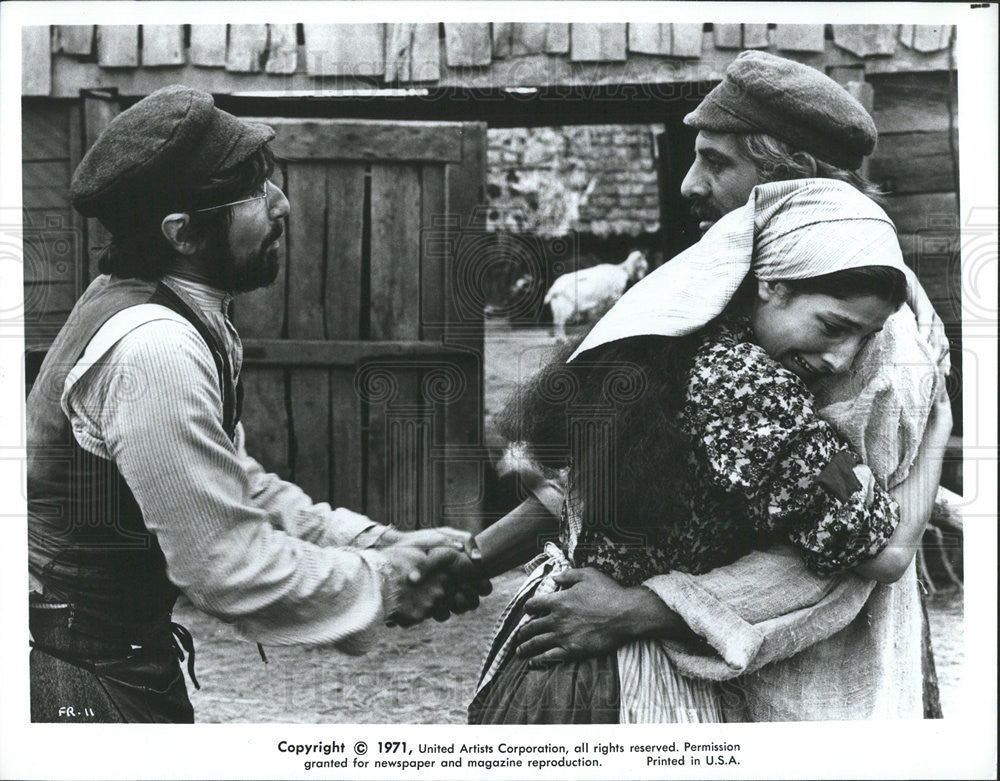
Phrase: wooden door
[{"left": 233, "top": 119, "right": 487, "bottom": 532}]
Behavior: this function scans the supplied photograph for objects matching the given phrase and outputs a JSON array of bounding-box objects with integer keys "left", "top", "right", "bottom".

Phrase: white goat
[{"left": 544, "top": 250, "right": 649, "bottom": 341}]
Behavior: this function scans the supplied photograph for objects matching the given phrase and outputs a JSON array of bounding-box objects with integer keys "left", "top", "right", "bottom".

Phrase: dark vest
[{"left": 27, "top": 275, "right": 241, "bottom": 633}]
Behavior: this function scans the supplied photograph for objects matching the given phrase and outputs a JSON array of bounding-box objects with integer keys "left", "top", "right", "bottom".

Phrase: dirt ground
[{"left": 176, "top": 322, "right": 964, "bottom": 723}]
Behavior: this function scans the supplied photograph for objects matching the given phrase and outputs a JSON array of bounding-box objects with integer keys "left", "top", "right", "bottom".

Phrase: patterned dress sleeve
[{"left": 683, "top": 328, "right": 899, "bottom": 575}]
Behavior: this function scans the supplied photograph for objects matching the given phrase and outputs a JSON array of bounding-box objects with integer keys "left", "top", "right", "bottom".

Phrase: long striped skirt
[{"left": 469, "top": 545, "right": 724, "bottom": 724}]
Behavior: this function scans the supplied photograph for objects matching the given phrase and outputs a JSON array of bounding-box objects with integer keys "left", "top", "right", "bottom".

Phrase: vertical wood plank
[
  {"left": 226, "top": 24, "right": 268, "bottom": 73},
  {"left": 443, "top": 123, "right": 487, "bottom": 531},
  {"left": 370, "top": 166, "right": 422, "bottom": 340},
  {"left": 241, "top": 371, "right": 293, "bottom": 481},
  {"left": 385, "top": 23, "right": 439, "bottom": 83},
  {"left": 21, "top": 103, "right": 68, "bottom": 161},
  {"left": 774, "top": 24, "right": 826, "bottom": 53},
  {"left": 326, "top": 162, "right": 366, "bottom": 512},
  {"left": 713, "top": 23, "right": 743, "bottom": 49},
  {"left": 289, "top": 367, "right": 331, "bottom": 501},
  {"left": 55, "top": 25, "right": 94, "bottom": 55},
  {"left": 384, "top": 23, "right": 410, "bottom": 79},
  {"left": 304, "top": 24, "right": 385, "bottom": 77},
  {"left": 368, "top": 165, "right": 423, "bottom": 526},
  {"left": 491, "top": 23, "right": 513, "bottom": 59},
  {"left": 286, "top": 163, "right": 328, "bottom": 339},
  {"left": 419, "top": 165, "right": 447, "bottom": 341},
  {"left": 325, "top": 164, "right": 366, "bottom": 340},
  {"left": 545, "top": 23, "right": 570, "bottom": 54},
  {"left": 831, "top": 24, "right": 897, "bottom": 57},
  {"left": 669, "top": 24, "right": 704, "bottom": 58},
  {"left": 97, "top": 26, "right": 139, "bottom": 67},
  {"left": 330, "top": 367, "right": 363, "bottom": 510},
  {"left": 443, "top": 23, "right": 492, "bottom": 66},
  {"left": 409, "top": 23, "right": 440, "bottom": 82},
  {"left": 742, "top": 24, "right": 770, "bottom": 49},
  {"left": 570, "top": 23, "right": 627, "bottom": 62},
  {"left": 628, "top": 23, "right": 672, "bottom": 56},
  {"left": 510, "top": 23, "right": 548, "bottom": 56},
  {"left": 265, "top": 24, "right": 299, "bottom": 74},
  {"left": 22, "top": 27, "right": 52, "bottom": 96},
  {"left": 190, "top": 24, "right": 228, "bottom": 67},
  {"left": 364, "top": 364, "right": 389, "bottom": 523},
  {"left": 420, "top": 164, "right": 449, "bottom": 526},
  {"left": 909, "top": 25, "right": 953, "bottom": 53},
  {"left": 142, "top": 25, "right": 185, "bottom": 66}
]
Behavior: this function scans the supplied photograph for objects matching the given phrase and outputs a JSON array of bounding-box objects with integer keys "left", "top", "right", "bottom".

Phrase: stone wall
[{"left": 486, "top": 124, "right": 662, "bottom": 238}]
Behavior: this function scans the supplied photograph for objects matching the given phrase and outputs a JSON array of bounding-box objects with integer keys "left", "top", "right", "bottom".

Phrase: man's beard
[{"left": 211, "top": 222, "right": 283, "bottom": 293}]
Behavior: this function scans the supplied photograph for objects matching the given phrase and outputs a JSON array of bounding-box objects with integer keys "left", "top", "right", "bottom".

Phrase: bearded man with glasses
[{"left": 26, "top": 86, "right": 487, "bottom": 723}]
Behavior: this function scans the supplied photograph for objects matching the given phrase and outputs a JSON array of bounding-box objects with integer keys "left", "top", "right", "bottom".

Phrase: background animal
[{"left": 543, "top": 249, "right": 649, "bottom": 341}]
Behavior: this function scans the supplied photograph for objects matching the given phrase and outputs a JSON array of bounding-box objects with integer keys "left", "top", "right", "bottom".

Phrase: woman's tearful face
[{"left": 751, "top": 281, "right": 896, "bottom": 383}]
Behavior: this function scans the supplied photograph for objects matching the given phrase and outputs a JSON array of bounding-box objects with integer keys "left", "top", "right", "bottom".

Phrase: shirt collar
[{"left": 162, "top": 274, "right": 234, "bottom": 318}]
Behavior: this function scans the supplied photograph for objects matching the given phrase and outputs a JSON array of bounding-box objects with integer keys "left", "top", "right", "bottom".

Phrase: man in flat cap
[
  {"left": 499, "top": 51, "right": 951, "bottom": 720},
  {"left": 26, "top": 85, "right": 485, "bottom": 723}
]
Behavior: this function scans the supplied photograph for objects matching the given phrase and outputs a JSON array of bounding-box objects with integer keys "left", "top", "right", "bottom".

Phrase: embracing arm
[{"left": 854, "top": 388, "right": 951, "bottom": 582}]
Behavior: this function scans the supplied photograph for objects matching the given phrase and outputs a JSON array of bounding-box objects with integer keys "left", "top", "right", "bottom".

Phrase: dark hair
[
  {"left": 734, "top": 133, "right": 885, "bottom": 205},
  {"left": 494, "top": 331, "right": 705, "bottom": 564},
  {"left": 775, "top": 265, "right": 909, "bottom": 310},
  {"left": 98, "top": 144, "right": 275, "bottom": 281}
]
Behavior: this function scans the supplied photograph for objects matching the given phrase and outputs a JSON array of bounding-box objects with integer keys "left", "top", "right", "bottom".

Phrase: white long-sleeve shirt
[{"left": 62, "top": 275, "right": 397, "bottom": 653}]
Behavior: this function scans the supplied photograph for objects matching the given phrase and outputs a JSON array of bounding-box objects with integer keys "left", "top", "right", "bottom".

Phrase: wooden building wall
[{"left": 21, "top": 101, "right": 88, "bottom": 363}]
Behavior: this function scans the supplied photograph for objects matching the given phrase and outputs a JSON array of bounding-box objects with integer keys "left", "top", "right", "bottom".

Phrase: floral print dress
[{"left": 568, "top": 312, "right": 899, "bottom": 586}]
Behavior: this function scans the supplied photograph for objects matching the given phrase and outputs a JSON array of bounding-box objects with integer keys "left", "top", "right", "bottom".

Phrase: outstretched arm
[{"left": 475, "top": 495, "right": 562, "bottom": 578}]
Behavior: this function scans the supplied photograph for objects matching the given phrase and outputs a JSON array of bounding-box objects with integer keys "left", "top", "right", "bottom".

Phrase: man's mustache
[
  {"left": 262, "top": 222, "right": 283, "bottom": 249},
  {"left": 688, "top": 199, "right": 720, "bottom": 222}
]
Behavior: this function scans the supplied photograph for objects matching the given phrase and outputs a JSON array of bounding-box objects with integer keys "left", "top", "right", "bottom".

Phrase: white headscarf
[
  {"left": 568, "top": 177, "right": 938, "bottom": 488},
  {"left": 569, "top": 178, "right": 909, "bottom": 361}
]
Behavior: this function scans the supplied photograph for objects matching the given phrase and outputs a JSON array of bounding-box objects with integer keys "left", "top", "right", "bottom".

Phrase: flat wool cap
[
  {"left": 684, "top": 51, "right": 877, "bottom": 170},
  {"left": 71, "top": 85, "right": 274, "bottom": 231}
]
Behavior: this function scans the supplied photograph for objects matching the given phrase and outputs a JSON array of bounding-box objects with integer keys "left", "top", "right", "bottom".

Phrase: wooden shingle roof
[{"left": 24, "top": 23, "right": 955, "bottom": 97}]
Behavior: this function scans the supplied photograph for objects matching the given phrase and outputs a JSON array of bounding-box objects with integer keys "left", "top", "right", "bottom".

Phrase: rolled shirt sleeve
[{"left": 66, "top": 319, "right": 397, "bottom": 651}]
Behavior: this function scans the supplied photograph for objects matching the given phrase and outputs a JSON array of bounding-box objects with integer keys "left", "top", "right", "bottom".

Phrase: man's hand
[
  {"left": 380, "top": 539, "right": 491, "bottom": 626},
  {"left": 380, "top": 545, "right": 452, "bottom": 627},
  {"left": 419, "top": 547, "right": 493, "bottom": 621},
  {"left": 516, "top": 567, "right": 683, "bottom": 666}
]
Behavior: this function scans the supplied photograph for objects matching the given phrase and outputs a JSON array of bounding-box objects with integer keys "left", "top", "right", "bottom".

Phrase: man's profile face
[
  {"left": 214, "top": 180, "right": 289, "bottom": 293},
  {"left": 680, "top": 131, "right": 761, "bottom": 232}
]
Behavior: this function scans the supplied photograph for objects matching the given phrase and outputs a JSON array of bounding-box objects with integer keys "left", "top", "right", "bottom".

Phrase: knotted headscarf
[
  {"left": 569, "top": 178, "right": 938, "bottom": 488},
  {"left": 570, "top": 178, "right": 908, "bottom": 361}
]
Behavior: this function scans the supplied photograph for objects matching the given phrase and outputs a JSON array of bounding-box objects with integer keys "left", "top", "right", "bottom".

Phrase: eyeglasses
[{"left": 191, "top": 181, "right": 271, "bottom": 213}]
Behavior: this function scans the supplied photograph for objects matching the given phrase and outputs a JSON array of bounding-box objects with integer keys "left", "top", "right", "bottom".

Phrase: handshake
[{"left": 377, "top": 527, "right": 492, "bottom": 627}]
